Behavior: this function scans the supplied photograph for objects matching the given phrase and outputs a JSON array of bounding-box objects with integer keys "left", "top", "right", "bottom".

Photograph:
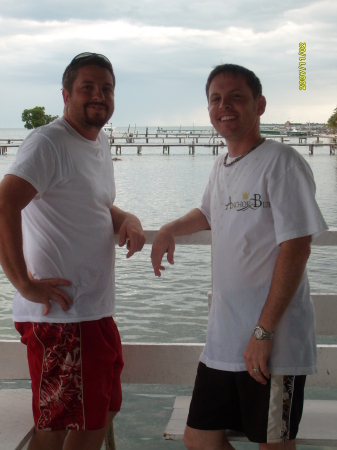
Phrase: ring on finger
[{"left": 253, "top": 368, "right": 260, "bottom": 373}]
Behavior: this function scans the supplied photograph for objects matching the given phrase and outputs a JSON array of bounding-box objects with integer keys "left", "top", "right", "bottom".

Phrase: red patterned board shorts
[{"left": 15, "top": 317, "right": 124, "bottom": 431}]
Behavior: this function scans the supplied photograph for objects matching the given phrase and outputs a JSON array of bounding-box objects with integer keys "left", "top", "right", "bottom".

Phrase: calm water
[{"left": 0, "top": 128, "right": 336, "bottom": 343}]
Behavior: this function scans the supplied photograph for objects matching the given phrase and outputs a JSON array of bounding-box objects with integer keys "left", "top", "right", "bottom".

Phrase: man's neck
[
  {"left": 226, "top": 132, "right": 263, "bottom": 158},
  {"left": 63, "top": 114, "right": 100, "bottom": 141}
]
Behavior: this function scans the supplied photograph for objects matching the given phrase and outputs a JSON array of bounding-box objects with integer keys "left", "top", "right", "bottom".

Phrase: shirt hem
[
  {"left": 12, "top": 310, "right": 116, "bottom": 323},
  {"left": 199, "top": 354, "right": 317, "bottom": 375}
]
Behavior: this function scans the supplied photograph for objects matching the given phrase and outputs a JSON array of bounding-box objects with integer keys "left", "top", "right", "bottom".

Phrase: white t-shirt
[
  {"left": 198, "top": 139, "right": 328, "bottom": 375},
  {"left": 7, "top": 118, "right": 116, "bottom": 323}
]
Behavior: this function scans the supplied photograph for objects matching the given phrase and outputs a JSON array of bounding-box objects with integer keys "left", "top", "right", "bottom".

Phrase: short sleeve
[
  {"left": 6, "top": 132, "right": 62, "bottom": 197},
  {"left": 198, "top": 158, "right": 220, "bottom": 227},
  {"left": 268, "top": 162, "right": 328, "bottom": 245}
]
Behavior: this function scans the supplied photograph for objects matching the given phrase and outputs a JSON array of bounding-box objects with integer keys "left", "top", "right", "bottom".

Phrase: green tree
[
  {"left": 21, "top": 106, "right": 58, "bottom": 129},
  {"left": 327, "top": 106, "right": 337, "bottom": 133}
]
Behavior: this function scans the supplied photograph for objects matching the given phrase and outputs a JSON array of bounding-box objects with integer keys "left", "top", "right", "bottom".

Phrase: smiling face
[
  {"left": 207, "top": 72, "right": 266, "bottom": 143},
  {"left": 62, "top": 65, "right": 115, "bottom": 140}
]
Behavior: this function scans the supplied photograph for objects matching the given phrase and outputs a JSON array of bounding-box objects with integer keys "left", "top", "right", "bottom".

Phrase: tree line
[{"left": 327, "top": 107, "right": 337, "bottom": 133}]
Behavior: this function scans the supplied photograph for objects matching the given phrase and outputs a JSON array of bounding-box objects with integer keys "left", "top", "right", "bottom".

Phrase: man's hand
[
  {"left": 22, "top": 275, "right": 72, "bottom": 316},
  {"left": 151, "top": 226, "right": 175, "bottom": 277},
  {"left": 118, "top": 213, "right": 146, "bottom": 258},
  {"left": 243, "top": 336, "right": 272, "bottom": 385},
  {"left": 150, "top": 209, "right": 210, "bottom": 277}
]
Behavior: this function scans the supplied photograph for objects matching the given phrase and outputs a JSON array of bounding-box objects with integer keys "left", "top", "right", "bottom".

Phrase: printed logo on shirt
[{"left": 225, "top": 193, "right": 271, "bottom": 212}]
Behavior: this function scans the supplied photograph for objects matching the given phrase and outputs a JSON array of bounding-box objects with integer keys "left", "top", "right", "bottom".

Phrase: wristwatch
[{"left": 253, "top": 325, "right": 274, "bottom": 340}]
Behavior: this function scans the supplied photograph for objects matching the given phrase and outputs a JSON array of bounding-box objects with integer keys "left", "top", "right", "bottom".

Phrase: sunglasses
[{"left": 69, "top": 52, "right": 112, "bottom": 67}]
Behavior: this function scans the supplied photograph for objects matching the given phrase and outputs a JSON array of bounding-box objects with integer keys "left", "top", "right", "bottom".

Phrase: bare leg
[
  {"left": 260, "top": 441, "right": 296, "bottom": 450},
  {"left": 184, "top": 425, "right": 235, "bottom": 450},
  {"left": 27, "top": 428, "right": 68, "bottom": 450},
  {"left": 63, "top": 411, "right": 118, "bottom": 450}
]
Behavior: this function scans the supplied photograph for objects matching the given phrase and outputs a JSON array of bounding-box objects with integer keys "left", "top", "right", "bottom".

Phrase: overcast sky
[{"left": 1, "top": 0, "right": 336, "bottom": 127}]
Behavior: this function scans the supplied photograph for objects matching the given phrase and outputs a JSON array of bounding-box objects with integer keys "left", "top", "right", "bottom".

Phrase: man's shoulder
[
  {"left": 262, "top": 139, "right": 309, "bottom": 167},
  {"left": 260, "top": 139, "right": 314, "bottom": 184},
  {"left": 98, "top": 128, "right": 110, "bottom": 148},
  {"left": 263, "top": 138, "right": 298, "bottom": 155},
  {"left": 23, "top": 118, "right": 67, "bottom": 147}
]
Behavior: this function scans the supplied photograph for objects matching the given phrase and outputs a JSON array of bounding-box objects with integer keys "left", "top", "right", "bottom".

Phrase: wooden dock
[
  {"left": 1, "top": 134, "right": 336, "bottom": 156},
  {"left": 113, "top": 143, "right": 225, "bottom": 155},
  {"left": 111, "top": 142, "right": 336, "bottom": 156}
]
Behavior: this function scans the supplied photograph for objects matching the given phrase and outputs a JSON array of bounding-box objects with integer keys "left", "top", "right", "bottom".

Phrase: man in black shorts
[{"left": 151, "top": 64, "right": 327, "bottom": 449}]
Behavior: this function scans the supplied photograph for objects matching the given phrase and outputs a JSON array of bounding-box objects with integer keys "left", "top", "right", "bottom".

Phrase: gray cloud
[
  {"left": 0, "top": 0, "right": 326, "bottom": 31},
  {"left": 0, "top": 0, "right": 336, "bottom": 126}
]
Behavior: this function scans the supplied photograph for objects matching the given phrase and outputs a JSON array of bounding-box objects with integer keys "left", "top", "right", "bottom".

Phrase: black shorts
[{"left": 187, "top": 362, "right": 306, "bottom": 443}]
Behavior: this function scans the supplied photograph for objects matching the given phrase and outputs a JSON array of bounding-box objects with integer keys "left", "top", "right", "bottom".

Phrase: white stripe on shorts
[{"left": 267, "top": 375, "right": 295, "bottom": 443}]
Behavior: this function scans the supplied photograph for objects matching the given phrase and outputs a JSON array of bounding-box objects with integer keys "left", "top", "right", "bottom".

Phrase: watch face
[{"left": 254, "top": 327, "right": 263, "bottom": 339}]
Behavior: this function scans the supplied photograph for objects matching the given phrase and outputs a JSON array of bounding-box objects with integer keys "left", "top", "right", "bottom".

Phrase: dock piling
[{"left": 189, "top": 143, "right": 195, "bottom": 155}]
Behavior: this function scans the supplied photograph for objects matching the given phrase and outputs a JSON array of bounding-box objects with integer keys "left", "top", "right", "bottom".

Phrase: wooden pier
[
  {"left": 113, "top": 142, "right": 225, "bottom": 155},
  {"left": 108, "top": 132, "right": 336, "bottom": 155},
  {"left": 1, "top": 134, "right": 336, "bottom": 156},
  {"left": 111, "top": 142, "right": 336, "bottom": 156}
]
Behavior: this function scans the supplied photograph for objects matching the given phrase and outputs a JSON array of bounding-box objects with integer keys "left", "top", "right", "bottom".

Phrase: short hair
[
  {"left": 205, "top": 64, "right": 262, "bottom": 100},
  {"left": 62, "top": 53, "right": 115, "bottom": 94}
]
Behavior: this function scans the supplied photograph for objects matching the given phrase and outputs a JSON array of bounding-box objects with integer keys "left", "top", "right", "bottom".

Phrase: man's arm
[
  {"left": 243, "top": 235, "right": 311, "bottom": 385},
  {"left": 0, "top": 175, "right": 72, "bottom": 316},
  {"left": 110, "top": 205, "right": 146, "bottom": 258},
  {"left": 151, "top": 208, "right": 210, "bottom": 277}
]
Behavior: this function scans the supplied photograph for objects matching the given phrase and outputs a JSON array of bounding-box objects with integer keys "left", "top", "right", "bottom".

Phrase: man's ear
[
  {"left": 62, "top": 88, "right": 70, "bottom": 106},
  {"left": 257, "top": 95, "right": 266, "bottom": 117}
]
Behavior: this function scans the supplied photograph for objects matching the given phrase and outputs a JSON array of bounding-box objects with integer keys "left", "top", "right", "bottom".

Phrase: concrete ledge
[
  {"left": 312, "top": 294, "right": 337, "bottom": 335},
  {"left": 121, "top": 343, "right": 203, "bottom": 384},
  {"left": 1, "top": 341, "right": 337, "bottom": 387},
  {"left": 0, "top": 341, "right": 30, "bottom": 380},
  {"left": 113, "top": 228, "right": 337, "bottom": 246}
]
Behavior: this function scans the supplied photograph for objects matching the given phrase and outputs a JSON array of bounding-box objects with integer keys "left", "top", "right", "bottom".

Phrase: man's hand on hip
[
  {"left": 22, "top": 275, "right": 72, "bottom": 316},
  {"left": 243, "top": 336, "right": 272, "bottom": 385}
]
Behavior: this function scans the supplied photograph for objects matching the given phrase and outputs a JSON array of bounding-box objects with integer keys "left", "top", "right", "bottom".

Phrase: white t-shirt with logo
[
  {"left": 198, "top": 139, "right": 328, "bottom": 375},
  {"left": 7, "top": 118, "right": 116, "bottom": 323}
]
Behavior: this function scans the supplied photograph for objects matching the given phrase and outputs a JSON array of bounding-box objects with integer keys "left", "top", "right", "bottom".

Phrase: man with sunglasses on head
[{"left": 0, "top": 53, "right": 145, "bottom": 450}]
